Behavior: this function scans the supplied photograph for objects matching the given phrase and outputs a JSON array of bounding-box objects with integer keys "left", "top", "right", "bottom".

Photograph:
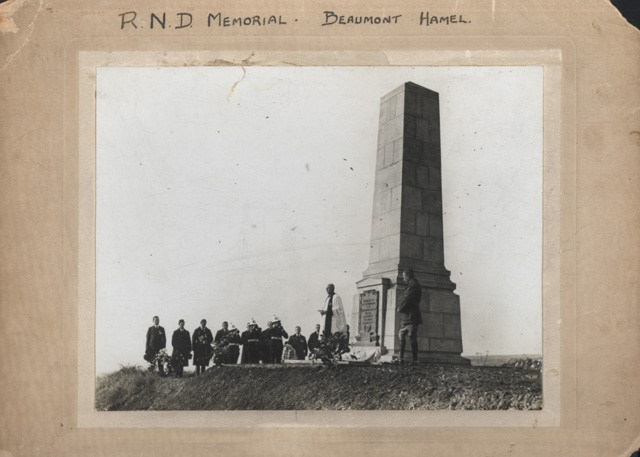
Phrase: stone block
[
  {"left": 404, "top": 115, "right": 416, "bottom": 139},
  {"left": 371, "top": 209, "right": 402, "bottom": 239},
  {"left": 427, "top": 289, "right": 460, "bottom": 314},
  {"left": 400, "top": 234, "right": 423, "bottom": 260},
  {"left": 416, "top": 213, "right": 429, "bottom": 236},
  {"left": 423, "top": 142, "right": 441, "bottom": 168},
  {"left": 404, "top": 138, "right": 426, "bottom": 164},
  {"left": 422, "top": 313, "right": 444, "bottom": 338},
  {"left": 416, "top": 165, "right": 429, "bottom": 188},
  {"left": 373, "top": 188, "right": 392, "bottom": 215},
  {"left": 403, "top": 163, "right": 416, "bottom": 187},
  {"left": 386, "top": 95, "right": 398, "bottom": 122},
  {"left": 383, "top": 143, "right": 395, "bottom": 168},
  {"left": 395, "top": 92, "right": 405, "bottom": 118},
  {"left": 443, "top": 314, "right": 462, "bottom": 339},
  {"left": 402, "top": 185, "right": 423, "bottom": 210},
  {"left": 416, "top": 118, "right": 429, "bottom": 142},
  {"left": 422, "top": 190, "right": 442, "bottom": 214},
  {"left": 429, "top": 214, "right": 443, "bottom": 237},
  {"left": 376, "top": 146, "right": 385, "bottom": 171},
  {"left": 368, "top": 240, "right": 380, "bottom": 264},
  {"left": 392, "top": 139, "right": 403, "bottom": 164},
  {"left": 428, "top": 166, "right": 441, "bottom": 189},
  {"left": 404, "top": 90, "right": 422, "bottom": 116},
  {"left": 379, "top": 100, "right": 389, "bottom": 125},
  {"left": 400, "top": 210, "right": 416, "bottom": 234},
  {"left": 423, "top": 240, "right": 444, "bottom": 264},
  {"left": 390, "top": 185, "right": 402, "bottom": 210},
  {"left": 429, "top": 338, "right": 462, "bottom": 353},
  {"left": 375, "top": 161, "right": 402, "bottom": 193},
  {"left": 378, "top": 234, "right": 400, "bottom": 260},
  {"left": 377, "top": 115, "right": 403, "bottom": 148}
]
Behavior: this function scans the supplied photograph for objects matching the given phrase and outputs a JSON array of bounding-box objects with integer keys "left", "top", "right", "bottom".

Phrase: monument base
[{"left": 354, "top": 275, "right": 467, "bottom": 365}]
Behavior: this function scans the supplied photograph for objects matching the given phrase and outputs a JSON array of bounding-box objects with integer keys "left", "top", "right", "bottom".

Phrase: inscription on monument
[{"left": 358, "top": 290, "right": 379, "bottom": 343}]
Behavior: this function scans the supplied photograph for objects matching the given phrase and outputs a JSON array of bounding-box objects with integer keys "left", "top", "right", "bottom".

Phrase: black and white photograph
[{"left": 93, "top": 66, "right": 543, "bottom": 411}]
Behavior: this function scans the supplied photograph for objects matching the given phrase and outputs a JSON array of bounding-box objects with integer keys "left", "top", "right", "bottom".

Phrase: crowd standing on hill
[{"left": 143, "top": 283, "right": 352, "bottom": 377}]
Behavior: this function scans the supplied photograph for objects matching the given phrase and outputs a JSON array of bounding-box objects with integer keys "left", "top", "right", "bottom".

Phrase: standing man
[
  {"left": 214, "top": 321, "right": 229, "bottom": 344},
  {"left": 145, "top": 316, "right": 166, "bottom": 374},
  {"left": 225, "top": 324, "right": 242, "bottom": 364},
  {"left": 171, "top": 319, "right": 191, "bottom": 378},
  {"left": 287, "top": 326, "right": 308, "bottom": 360},
  {"left": 307, "top": 323, "right": 322, "bottom": 359},
  {"left": 192, "top": 319, "right": 213, "bottom": 375},
  {"left": 396, "top": 269, "right": 423, "bottom": 364},
  {"left": 241, "top": 319, "right": 262, "bottom": 364},
  {"left": 268, "top": 317, "right": 289, "bottom": 363},
  {"left": 318, "top": 283, "right": 347, "bottom": 337}
]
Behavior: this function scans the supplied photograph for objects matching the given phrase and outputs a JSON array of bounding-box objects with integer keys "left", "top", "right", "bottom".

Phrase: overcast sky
[{"left": 96, "top": 66, "right": 543, "bottom": 373}]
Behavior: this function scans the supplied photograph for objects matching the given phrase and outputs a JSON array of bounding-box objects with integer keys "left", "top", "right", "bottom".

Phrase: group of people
[
  {"left": 145, "top": 272, "right": 424, "bottom": 376},
  {"left": 144, "top": 283, "right": 352, "bottom": 376}
]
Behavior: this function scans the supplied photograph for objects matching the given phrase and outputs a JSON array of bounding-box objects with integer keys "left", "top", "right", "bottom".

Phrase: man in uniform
[
  {"left": 241, "top": 319, "right": 262, "bottom": 364},
  {"left": 145, "top": 315, "right": 166, "bottom": 374},
  {"left": 396, "top": 269, "right": 423, "bottom": 364},
  {"left": 225, "top": 324, "right": 242, "bottom": 364},
  {"left": 260, "top": 321, "right": 273, "bottom": 364},
  {"left": 267, "top": 317, "right": 289, "bottom": 363},
  {"left": 307, "top": 323, "right": 322, "bottom": 359},
  {"left": 287, "top": 326, "right": 308, "bottom": 360}
]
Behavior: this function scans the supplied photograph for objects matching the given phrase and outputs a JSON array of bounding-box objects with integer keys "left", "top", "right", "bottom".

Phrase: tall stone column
[{"left": 354, "top": 82, "right": 469, "bottom": 364}]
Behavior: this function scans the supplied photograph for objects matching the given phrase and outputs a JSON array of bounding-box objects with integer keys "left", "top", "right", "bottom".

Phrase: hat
[
  {"left": 230, "top": 323, "right": 238, "bottom": 331},
  {"left": 272, "top": 315, "right": 281, "bottom": 323},
  {"left": 249, "top": 318, "right": 258, "bottom": 327}
]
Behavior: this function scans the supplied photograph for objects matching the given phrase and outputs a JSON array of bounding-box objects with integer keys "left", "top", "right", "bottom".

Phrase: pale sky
[{"left": 96, "top": 66, "right": 543, "bottom": 373}]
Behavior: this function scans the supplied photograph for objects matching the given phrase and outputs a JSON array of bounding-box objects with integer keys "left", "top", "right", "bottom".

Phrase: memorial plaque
[{"left": 358, "top": 290, "right": 379, "bottom": 343}]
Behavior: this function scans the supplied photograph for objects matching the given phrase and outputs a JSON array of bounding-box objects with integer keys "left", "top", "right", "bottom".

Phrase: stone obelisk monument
[{"left": 353, "top": 82, "right": 469, "bottom": 364}]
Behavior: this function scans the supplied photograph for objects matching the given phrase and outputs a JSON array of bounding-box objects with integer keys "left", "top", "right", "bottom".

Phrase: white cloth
[{"left": 321, "top": 293, "right": 347, "bottom": 334}]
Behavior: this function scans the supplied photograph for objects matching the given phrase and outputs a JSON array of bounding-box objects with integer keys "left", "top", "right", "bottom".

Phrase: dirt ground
[{"left": 96, "top": 362, "right": 542, "bottom": 411}]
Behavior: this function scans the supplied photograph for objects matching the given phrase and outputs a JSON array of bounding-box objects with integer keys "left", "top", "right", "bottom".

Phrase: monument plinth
[{"left": 354, "top": 82, "right": 469, "bottom": 365}]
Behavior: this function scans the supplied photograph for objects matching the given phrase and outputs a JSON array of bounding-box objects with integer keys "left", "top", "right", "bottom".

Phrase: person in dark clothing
[
  {"left": 267, "top": 317, "right": 289, "bottom": 363},
  {"left": 396, "top": 269, "right": 423, "bottom": 364},
  {"left": 192, "top": 319, "right": 213, "bottom": 375},
  {"left": 214, "top": 321, "right": 229, "bottom": 344},
  {"left": 241, "top": 320, "right": 262, "bottom": 364},
  {"left": 225, "top": 324, "right": 242, "bottom": 364},
  {"left": 171, "top": 319, "right": 191, "bottom": 377},
  {"left": 286, "top": 326, "right": 308, "bottom": 360},
  {"left": 145, "top": 316, "right": 166, "bottom": 374},
  {"left": 260, "top": 321, "right": 273, "bottom": 364},
  {"left": 307, "top": 323, "right": 322, "bottom": 359}
]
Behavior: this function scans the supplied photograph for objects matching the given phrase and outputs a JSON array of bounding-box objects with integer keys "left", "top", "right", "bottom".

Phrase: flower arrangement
[
  {"left": 311, "top": 332, "right": 350, "bottom": 365},
  {"left": 150, "top": 348, "right": 173, "bottom": 375}
]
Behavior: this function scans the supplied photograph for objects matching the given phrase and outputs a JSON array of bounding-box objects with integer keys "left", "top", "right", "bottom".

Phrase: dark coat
[
  {"left": 192, "top": 326, "right": 213, "bottom": 366},
  {"left": 397, "top": 277, "right": 423, "bottom": 325},
  {"left": 287, "top": 334, "right": 308, "bottom": 360},
  {"left": 171, "top": 328, "right": 191, "bottom": 366},
  {"left": 307, "top": 331, "right": 321, "bottom": 356},
  {"left": 241, "top": 327, "right": 262, "bottom": 363},
  {"left": 214, "top": 328, "right": 229, "bottom": 343},
  {"left": 145, "top": 325, "right": 166, "bottom": 360}
]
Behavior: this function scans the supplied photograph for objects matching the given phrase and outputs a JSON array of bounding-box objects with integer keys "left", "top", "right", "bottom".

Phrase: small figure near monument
[
  {"left": 192, "top": 319, "right": 213, "bottom": 375},
  {"left": 307, "top": 323, "right": 322, "bottom": 359},
  {"left": 396, "top": 269, "right": 423, "bottom": 364},
  {"left": 171, "top": 319, "right": 191, "bottom": 378},
  {"left": 225, "top": 324, "right": 241, "bottom": 364},
  {"left": 241, "top": 319, "right": 262, "bottom": 364},
  {"left": 318, "top": 283, "right": 347, "bottom": 337},
  {"left": 266, "top": 317, "right": 288, "bottom": 364},
  {"left": 287, "top": 326, "right": 308, "bottom": 360},
  {"left": 144, "top": 315, "right": 166, "bottom": 374}
]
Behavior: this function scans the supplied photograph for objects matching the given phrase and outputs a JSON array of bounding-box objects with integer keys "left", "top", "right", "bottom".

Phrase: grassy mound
[{"left": 96, "top": 363, "right": 542, "bottom": 411}]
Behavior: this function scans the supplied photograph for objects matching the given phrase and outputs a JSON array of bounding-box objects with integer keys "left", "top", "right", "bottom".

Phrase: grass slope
[{"left": 96, "top": 364, "right": 542, "bottom": 411}]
